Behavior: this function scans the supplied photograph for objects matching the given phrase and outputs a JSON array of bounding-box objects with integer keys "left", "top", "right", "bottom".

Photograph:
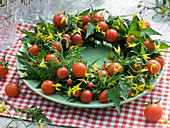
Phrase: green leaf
[
  {"left": 41, "top": 115, "right": 52, "bottom": 123},
  {"left": 79, "top": 9, "right": 91, "bottom": 16},
  {"left": 85, "top": 22, "right": 95, "bottom": 38},
  {"left": 140, "top": 43, "right": 146, "bottom": 55},
  {"left": 128, "top": 30, "right": 141, "bottom": 38},
  {"left": 107, "top": 87, "right": 120, "bottom": 114},
  {"left": 129, "top": 16, "right": 141, "bottom": 31},
  {"left": 141, "top": 27, "right": 162, "bottom": 38},
  {"left": 159, "top": 42, "right": 170, "bottom": 49},
  {"left": 19, "top": 29, "right": 35, "bottom": 37}
]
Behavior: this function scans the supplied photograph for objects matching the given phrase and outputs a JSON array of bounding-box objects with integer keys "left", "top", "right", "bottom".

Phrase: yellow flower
[
  {"left": 52, "top": 83, "right": 62, "bottom": 91},
  {"left": 28, "top": 60, "right": 36, "bottom": 66},
  {"left": 38, "top": 59, "right": 47, "bottom": 68},
  {"left": 68, "top": 87, "right": 72, "bottom": 97},
  {"left": 68, "top": 46, "right": 76, "bottom": 52},
  {"left": 140, "top": 68, "right": 148, "bottom": 73},
  {"left": 133, "top": 12, "right": 137, "bottom": 19},
  {"left": 77, "top": 79, "right": 87, "bottom": 84},
  {"left": 117, "top": 16, "right": 123, "bottom": 21},
  {"left": 85, "top": 73, "right": 91, "bottom": 82},
  {"left": 92, "top": 63, "right": 99, "bottom": 74},
  {"left": 160, "top": 6, "right": 167, "bottom": 16},
  {"left": 95, "top": 25, "right": 101, "bottom": 32},
  {"left": 128, "top": 42, "right": 140, "bottom": 47},
  {"left": 126, "top": 72, "right": 134, "bottom": 83},
  {"left": 90, "top": 37, "right": 95, "bottom": 42},
  {"left": 139, "top": 17, "right": 147, "bottom": 30},
  {"left": 0, "top": 100, "right": 9, "bottom": 116},
  {"left": 75, "top": 16, "right": 82, "bottom": 24},
  {"left": 101, "top": 32, "right": 105, "bottom": 35},
  {"left": 133, "top": 58, "right": 141, "bottom": 62},
  {"left": 113, "top": 45, "right": 121, "bottom": 55},
  {"left": 72, "top": 82, "right": 82, "bottom": 95},
  {"left": 131, "top": 83, "right": 145, "bottom": 96},
  {"left": 161, "top": 116, "right": 169, "bottom": 124},
  {"left": 21, "top": 72, "right": 28, "bottom": 77},
  {"left": 37, "top": 119, "right": 46, "bottom": 128},
  {"left": 72, "top": 28, "right": 83, "bottom": 35},
  {"left": 145, "top": 84, "right": 153, "bottom": 92},
  {"left": 60, "top": 16, "right": 68, "bottom": 24},
  {"left": 57, "top": 10, "right": 64, "bottom": 14},
  {"left": 143, "top": 54, "right": 151, "bottom": 61},
  {"left": 115, "top": 26, "right": 120, "bottom": 30}
]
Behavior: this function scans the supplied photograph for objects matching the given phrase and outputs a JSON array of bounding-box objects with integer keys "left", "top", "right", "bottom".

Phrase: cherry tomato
[
  {"left": 99, "top": 90, "right": 108, "bottom": 103},
  {"left": 0, "top": 62, "right": 9, "bottom": 79},
  {"left": 144, "top": 103, "right": 163, "bottom": 122},
  {"left": 83, "top": 25, "right": 88, "bottom": 35},
  {"left": 81, "top": 15, "right": 92, "bottom": 25},
  {"left": 52, "top": 41, "right": 61, "bottom": 51},
  {"left": 62, "top": 34, "right": 70, "bottom": 43},
  {"left": 97, "top": 21, "right": 109, "bottom": 32},
  {"left": 45, "top": 54, "right": 59, "bottom": 65},
  {"left": 144, "top": 20, "right": 150, "bottom": 28},
  {"left": 143, "top": 40, "right": 155, "bottom": 51},
  {"left": 72, "top": 34, "right": 82, "bottom": 45},
  {"left": 153, "top": 56, "right": 164, "bottom": 69},
  {"left": 146, "top": 59, "right": 161, "bottom": 74},
  {"left": 98, "top": 70, "right": 110, "bottom": 80},
  {"left": 74, "top": 90, "right": 81, "bottom": 97},
  {"left": 80, "top": 90, "right": 93, "bottom": 103},
  {"left": 57, "top": 67, "right": 69, "bottom": 79},
  {"left": 28, "top": 45, "right": 39, "bottom": 55},
  {"left": 108, "top": 62, "right": 123, "bottom": 75},
  {"left": 130, "top": 63, "right": 141, "bottom": 74},
  {"left": 88, "top": 82, "right": 93, "bottom": 88},
  {"left": 127, "top": 89, "right": 132, "bottom": 98},
  {"left": 126, "top": 35, "right": 138, "bottom": 46},
  {"left": 105, "top": 29, "right": 118, "bottom": 42},
  {"left": 67, "top": 79, "right": 73, "bottom": 84},
  {"left": 5, "top": 83, "right": 19, "bottom": 97},
  {"left": 68, "top": 40, "right": 74, "bottom": 47},
  {"left": 101, "top": 62, "right": 111, "bottom": 71},
  {"left": 41, "top": 80, "right": 55, "bottom": 95},
  {"left": 93, "top": 13, "right": 103, "bottom": 23},
  {"left": 72, "top": 62, "right": 87, "bottom": 77},
  {"left": 53, "top": 14, "right": 65, "bottom": 27}
]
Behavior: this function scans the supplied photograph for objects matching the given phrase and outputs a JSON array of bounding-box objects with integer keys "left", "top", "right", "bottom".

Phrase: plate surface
[{"left": 17, "top": 44, "right": 164, "bottom": 108}]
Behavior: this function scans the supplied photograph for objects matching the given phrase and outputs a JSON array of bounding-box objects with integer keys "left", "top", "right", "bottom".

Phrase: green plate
[{"left": 16, "top": 44, "right": 164, "bottom": 108}]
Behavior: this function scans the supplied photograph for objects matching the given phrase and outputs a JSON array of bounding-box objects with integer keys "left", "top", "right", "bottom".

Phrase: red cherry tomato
[
  {"left": 68, "top": 40, "right": 74, "bottom": 47},
  {"left": 72, "top": 62, "right": 87, "bottom": 77},
  {"left": 28, "top": 45, "right": 39, "bottom": 55},
  {"left": 5, "top": 83, "right": 19, "bottom": 97},
  {"left": 144, "top": 103, "right": 163, "bottom": 122},
  {"left": 98, "top": 70, "right": 110, "bottom": 80},
  {"left": 80, "top": 90, "right": 93, "bottom": 103},
  {"left": 126, "top": 35, "right": 138, "bottom": 46},
  {"left": 97, "top": 21, "right": 109, "bottom": 32},
  {"left": 88, "top": 82, "right": 93, "bottom": 88},
  {"left": 153, "top": 56, "right": 164, "bottom": 69},
  {"left": 144, "top": 20, "right": 150, "bottom": 28},
  {"left": 105, "top": 29, "right": 118, "bottom": 42},
  {"left": 99, "top": 90, "right": 108, "bottom": 103},
  {"left": 0, "top": 62, "right": 9, "bottom": 79},
  {"left": 143, "top": 40, "right": 155, "bottom": 51},
  {"left": 52, "top": 41, "right": 61, "bottom": 51},
  {"left": 45, "top": 54, "right": 59, "bottom": 65},
  {"left": 146, "top": 59, "right": 161, "bottom": 74},
  {"left": 62, "top": 34, "right": 70, "bottom": 43},
  {"left": 108, "top": 62, "right": 123, "bottom": 75},
  {"left": 81, "top": 15, "right": 92, "bottom": 25},
  {"left": 53, "top": 14, "right": 65, "bottom": 27},
  {"left": 102, "top": 62, "right": 111, "bottom": 71},
  {"left": 72, "top": 34, "right": 82, "bottom": 45},
  {"left": 57, "top": 67, "right": 69, "bottom": 79},
  {"left": 83, "top": 25, "right": 88, "bottom": 35},
  {"left": 127, "top": 89, "right": 132, "bottom": 97},
  {"left": 67, "top": 79, "right": 73, "bottom": 84},
  {"left": 130, "top": 63, "right": 141, "bottom": 74},
  {"left": 74, "top": 90, "right": 81, "bottom": 97},
  {"left": 41, "top": 80, "right": 55, "bottom": 95},
  {"left": 93, "top": 13, "right": 103, "bottom": 23}
]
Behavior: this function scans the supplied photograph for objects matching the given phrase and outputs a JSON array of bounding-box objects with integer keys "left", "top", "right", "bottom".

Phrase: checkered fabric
[{"left": 0, "top": 23, "right": 170, "bottom": 128}]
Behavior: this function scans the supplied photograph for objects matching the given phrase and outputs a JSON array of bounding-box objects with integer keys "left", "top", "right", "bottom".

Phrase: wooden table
[{"left": 0, "top": 0, "right": 170, "bottom": 127}]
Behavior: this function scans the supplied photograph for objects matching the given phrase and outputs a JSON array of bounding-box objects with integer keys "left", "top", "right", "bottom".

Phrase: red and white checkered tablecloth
[{"left": 0, "top": 23, "right": 170, "bottom": 128}]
